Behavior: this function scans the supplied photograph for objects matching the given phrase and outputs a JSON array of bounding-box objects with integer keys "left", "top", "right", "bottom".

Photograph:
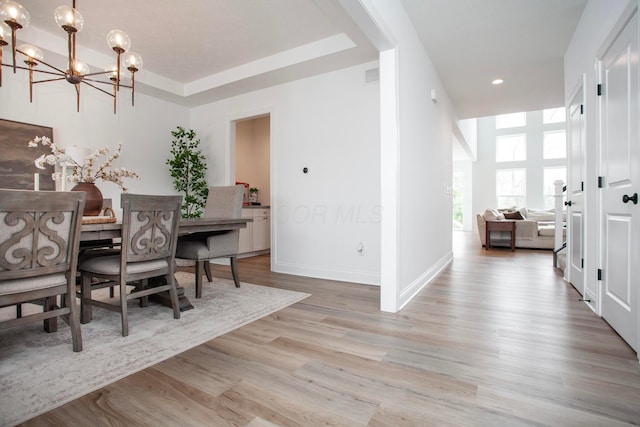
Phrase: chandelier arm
[
  {"left": 4, "top": 65, "right": 65, "bottom": 77},
  {"left": 75, "top": 83, "right": 79, "bottom": 112},
  {"left": 31, "top": 76, "right": 67, "bottom": 84},
  {"left": 11, "top": 26, "right": 17, "bottom": 73},
  {"left": 15, "top": 48, "right": 67, "bottom": 75},
  {"left": 28, "top": 66, "right": 33, "bottom": 102},
  {"left": 68, "top": 33, "right": 75, "bottom": 78},
  {"left": 82, "top": 70, "right": 113, "bottom": 78},
  {"left": 83, "top": 77, "right": 132, "bottom": 89},
  {"left": 116, "top": 51, "right": 121, "bottom": 91},
  {"left": 81, "top": 79, "right": 115, "bottom": 98}
]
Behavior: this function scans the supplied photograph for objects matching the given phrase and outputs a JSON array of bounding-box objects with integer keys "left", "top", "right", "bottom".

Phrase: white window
[
  {"left": 496, "top": 134, "right": 526, "bottom": 162},
  {"left": 544, "top": 130, "right": 566, "bottom": 159},
  {"left": 496, "top": 169, "right": 526, "bottom": 208},
  {"left": 496, "top": 112, "right": 526, "bottom": 129},
  {"left": 452, "top": 170, "right": 463, "bottom": 230},
  {"left": 544, "top": 167, "right": 567, "bottom": 209},
  {"left": 543, "top": 107, "right": 566, "bottom": 124}
]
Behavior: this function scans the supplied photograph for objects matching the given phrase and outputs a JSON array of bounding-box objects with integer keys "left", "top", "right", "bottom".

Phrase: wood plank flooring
[{"left": 22, "top": 232, "right": 640, "bottom": 426}]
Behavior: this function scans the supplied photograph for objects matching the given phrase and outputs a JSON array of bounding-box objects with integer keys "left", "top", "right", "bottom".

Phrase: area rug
[{"left": 0, "top": 272, "right": 310, "bottom": 426}]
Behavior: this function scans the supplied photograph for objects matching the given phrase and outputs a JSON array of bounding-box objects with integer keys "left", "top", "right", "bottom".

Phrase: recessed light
[{"left": 492, "top": 79, "right": 504, "bottom": 85}]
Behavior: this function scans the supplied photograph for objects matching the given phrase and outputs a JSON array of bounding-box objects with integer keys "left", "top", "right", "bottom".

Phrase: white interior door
[
  {"left": 568, "top": 79, "right": 586, "bottom": 297},
  {"left": 599, "top": 12, "right": 639, "bottom": 352}
]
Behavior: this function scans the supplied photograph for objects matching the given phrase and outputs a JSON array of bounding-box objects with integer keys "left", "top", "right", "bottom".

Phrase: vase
[{"left": 71, "top": 182, "right": 103, "bottom": 216}]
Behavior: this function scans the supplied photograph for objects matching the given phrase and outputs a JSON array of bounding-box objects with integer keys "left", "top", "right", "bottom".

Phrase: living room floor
[{"left": 24, "top": 232, "right": 640, "bottom": 426}]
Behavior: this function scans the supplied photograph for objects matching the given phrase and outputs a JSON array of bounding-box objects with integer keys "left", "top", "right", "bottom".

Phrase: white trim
[
  {"left": 273, "top": 261, "right": 380, "bottom": 286},
  {"left": 397, "top": 251, "right": 454, "bottom": 311}
]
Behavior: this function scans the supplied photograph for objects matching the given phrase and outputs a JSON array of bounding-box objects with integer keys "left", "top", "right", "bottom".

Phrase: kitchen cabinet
[{"left": 238, "top": 207, "right": 270, "bottom": 256}]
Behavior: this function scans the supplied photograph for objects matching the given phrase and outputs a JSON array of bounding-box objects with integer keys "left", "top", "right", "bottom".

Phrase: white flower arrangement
[{"left": 29, "top": 136, "right": 139, "bottom": 191}]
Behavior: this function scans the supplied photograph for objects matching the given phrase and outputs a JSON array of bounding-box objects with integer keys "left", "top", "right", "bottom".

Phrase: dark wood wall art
[{"left": 0, "top": 119, "right": 55, "bottom": 190}]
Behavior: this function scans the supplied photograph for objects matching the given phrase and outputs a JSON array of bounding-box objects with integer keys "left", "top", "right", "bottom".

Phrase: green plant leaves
[{"left": 166, "top": 126, "right": 209, "bottom": 218}]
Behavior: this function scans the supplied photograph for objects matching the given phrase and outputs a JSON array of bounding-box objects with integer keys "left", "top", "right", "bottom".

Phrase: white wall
[
  {"left": 361, "top": 0, "right": 455, "bottom": 311},
  {"left": 191, "top": 61, "right": 381, "bottom": 285},
  {"left": 0, "top": 67, "right": 190, "bottom": 214}
]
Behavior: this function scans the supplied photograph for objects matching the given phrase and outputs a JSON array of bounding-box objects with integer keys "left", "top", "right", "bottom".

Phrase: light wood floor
[{"left": 23, "top": 232, "right": 640, "bottom": 426}]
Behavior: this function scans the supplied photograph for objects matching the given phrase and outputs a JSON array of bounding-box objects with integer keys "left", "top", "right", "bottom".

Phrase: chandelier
[{"left": 0, "top": 0, "right": 142, "bottom": 113}]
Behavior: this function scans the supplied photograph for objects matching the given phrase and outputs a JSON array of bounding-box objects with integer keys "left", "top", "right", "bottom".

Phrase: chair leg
[
  {"left": 120, "top": 279, "right": 129, "bottom": 337},
  {"left": 80, "top": 273, "right": 93, "bottom": 324},
  {"left": 195, "top": 261, "right": 204, "bottom": 299},
  {"left": 66, "top": 289, "right": 83, "bottom": 352},
  {"left": 204, "top": 261, "right": 213, "bottom": 282},
  {"left": 43, "top": 296, "right": 58, "bottom": 332},
  {"left": 167, "top": 274, "right": 181, "bottom": 320},
  {"left": 139, "top": 279, "right": 149, "bottom": 307},
  {"left": 230, "top": 256, "right": 241, "bottom": 288}
]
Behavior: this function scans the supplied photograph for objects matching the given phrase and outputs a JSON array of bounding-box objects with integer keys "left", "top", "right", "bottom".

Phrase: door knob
[
  {"left": 564, "top": 200, "right": 572, "bottom": 206},
  {"left": 622, "top": 193, "right": 638, "bottom": 204}
]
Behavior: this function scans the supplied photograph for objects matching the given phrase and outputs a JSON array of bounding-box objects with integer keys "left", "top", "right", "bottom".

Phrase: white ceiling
[
  {"left": 401, "top": 0, "right": 588, "bottom": 119},
  {"left": 10, "top": 0, "right": 588, "bottom": 119}
]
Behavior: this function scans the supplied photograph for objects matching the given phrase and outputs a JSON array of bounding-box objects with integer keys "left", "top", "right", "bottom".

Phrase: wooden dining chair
[
  {"left": 78, "top": 194, "right": 182, "bottom": 337},
  {"left": 0, "top": 189, "right": 85, "bottom": 352},
  {"left": 175, "top": 185, "right": 244, "bottom": 298}
]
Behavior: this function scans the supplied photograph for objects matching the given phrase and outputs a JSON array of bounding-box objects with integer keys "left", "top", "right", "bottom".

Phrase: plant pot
[{"left": 71, "top": 182, "right": 103, "bottom": 216}]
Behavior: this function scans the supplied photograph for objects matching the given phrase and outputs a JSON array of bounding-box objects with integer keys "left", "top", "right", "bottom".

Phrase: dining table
[{"left": 79, "top": 217, "right": 252, "bottom": 312}]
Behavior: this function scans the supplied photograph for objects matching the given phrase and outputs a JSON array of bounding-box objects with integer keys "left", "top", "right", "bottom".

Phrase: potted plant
[
  {"left": 166, "top": 126, "right": 208, "bottom": 218},
  {"left": 249, "top": 187, "right": 259, "bottom": 203}
]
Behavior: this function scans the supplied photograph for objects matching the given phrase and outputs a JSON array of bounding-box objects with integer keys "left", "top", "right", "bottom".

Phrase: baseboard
[
  {"left": 397, "top": 250, "right": 454, "bottom": 310},
  {"left": 272, "top": 261, "right": 380, "bottom": 286}
]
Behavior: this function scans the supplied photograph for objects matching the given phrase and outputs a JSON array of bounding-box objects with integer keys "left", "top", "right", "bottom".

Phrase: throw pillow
[
  {"left": 483, "top": 208, "right": 505, "bottom": 221},
  {"left": 504, "top": 211, "right": 524, "bottom": 220}
]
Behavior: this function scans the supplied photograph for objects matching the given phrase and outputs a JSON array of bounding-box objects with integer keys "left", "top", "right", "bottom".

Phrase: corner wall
[
  {"left": 190, "top": 61, "right": 382, "bottom": 285},
  {"left": 360, "top": 0, "right": 456, "bottom": 311}
]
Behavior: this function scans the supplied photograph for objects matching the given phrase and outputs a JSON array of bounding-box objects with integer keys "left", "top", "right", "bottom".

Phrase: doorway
[
  {"left": 234, "top": 114, "right": 271, "bottom": 205},
  {"left": 232, "top": 114, "right": 272, "bottom": 259},
  {"left": 567, "top": 76, "right": 586, "bottom": 299}
]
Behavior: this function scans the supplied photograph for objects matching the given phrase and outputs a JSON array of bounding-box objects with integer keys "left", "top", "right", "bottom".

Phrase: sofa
[{"left": 476, "top": 208, "right": 565, "bottom": 250}]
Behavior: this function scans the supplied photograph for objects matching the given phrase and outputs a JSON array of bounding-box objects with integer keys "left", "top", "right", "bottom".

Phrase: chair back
[
  {"left": 0, "top": 189, "right": 86, "bottom": 282},
  {"left": 203, "top": 185, "right": 244, "bottom": 219},
  {"left": 120, "top": 194, "right": 182, "bottom": 266}
]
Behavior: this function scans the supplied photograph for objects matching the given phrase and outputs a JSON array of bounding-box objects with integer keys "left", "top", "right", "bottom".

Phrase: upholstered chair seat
[{"left": 175, "top": 185, "right": 244, "bottom": 298}]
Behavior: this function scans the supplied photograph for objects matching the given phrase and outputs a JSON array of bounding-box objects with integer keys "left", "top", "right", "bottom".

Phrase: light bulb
[
  {"left": 106, "top": 29, "right": 130, "bottom": 53},
  {"left": 54, "top": 5, "right": 83, "bottom": 32},
  {"left": 123, "top": 51, "right": 143, "bottom": 72},
  {"left": 104, "top": 64, "right": 123, "bottom": 81},
  {"left": 0, "top": 1, "right": 30, "bottom": 27},
  {"left": 74, "top": 61, "right": 89, "bottom": 76},
  {"left": 17, "top": 43, "right": 43, "bottom": 63}
]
